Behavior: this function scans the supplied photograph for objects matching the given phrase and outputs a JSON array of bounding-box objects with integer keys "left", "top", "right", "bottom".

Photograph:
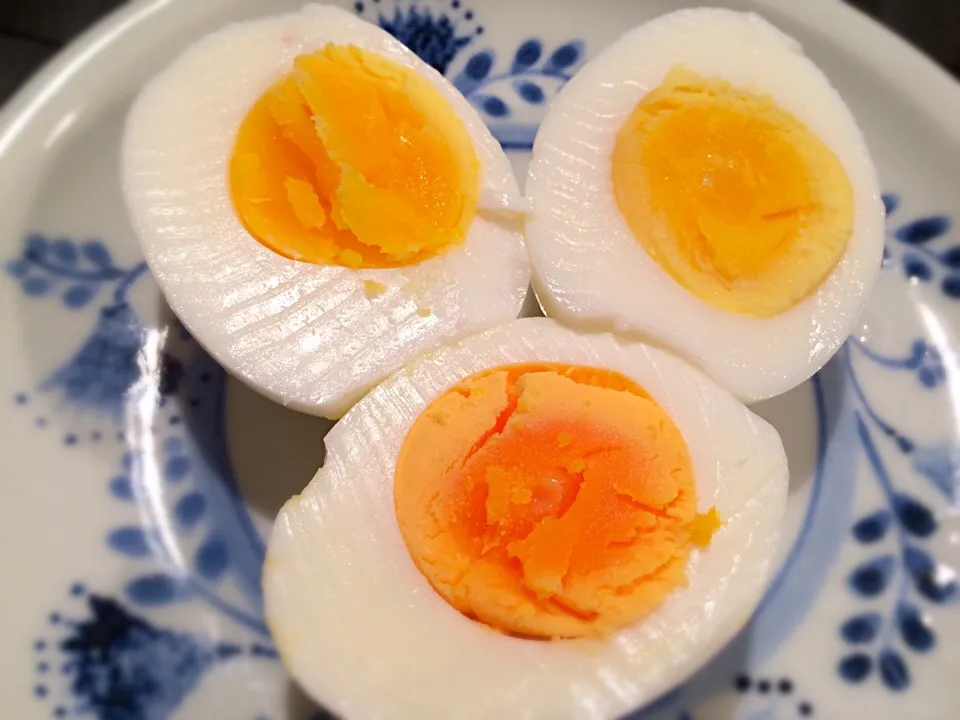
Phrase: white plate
[{"left": 0, "top": 1, "right": 958, "bottom": 718}]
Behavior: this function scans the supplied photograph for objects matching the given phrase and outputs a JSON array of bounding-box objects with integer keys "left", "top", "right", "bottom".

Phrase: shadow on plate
[
  {"left": 287, "top": 681, "right": 340, "bottom": 720},
  {"left": 155, "top": 302, "right": 334, "bottom": 524}
]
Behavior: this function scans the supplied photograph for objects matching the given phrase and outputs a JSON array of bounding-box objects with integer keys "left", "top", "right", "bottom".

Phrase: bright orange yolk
[
  {"left": 394, "top": 363, "right": 720, "bottom": 639},
  {"left": 612, "top": 67, "right": 854, "bottom": 317},
  {"left": 230, "top": 44, "right": 480, "bottom": 268}
]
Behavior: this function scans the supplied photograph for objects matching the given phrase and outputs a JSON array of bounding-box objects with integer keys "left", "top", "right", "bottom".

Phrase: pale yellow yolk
[
  {"left": 612, "top": 67, "right": 854, "bottom": 317},
  {"left": 394, "top": 363, "right": 720, "bottom": 639},
  {"left": 230, "top": 44, "right": 480, "bottom": 268}
]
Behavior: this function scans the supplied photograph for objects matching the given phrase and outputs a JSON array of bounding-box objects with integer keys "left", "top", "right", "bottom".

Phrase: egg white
[
  {"left": 525, "top": 8, "right": 884, "bottom": 403},
  {"left": 122, "top": 4, "right": 529, "bottom": 419},
  {"left": 265, "top": 318, "right": 788, "bottom": 720}
]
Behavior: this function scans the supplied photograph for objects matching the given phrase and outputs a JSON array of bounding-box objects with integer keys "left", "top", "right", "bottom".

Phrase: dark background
[{"left": 0, "top": 0, "right": 958, "bottom": 104}]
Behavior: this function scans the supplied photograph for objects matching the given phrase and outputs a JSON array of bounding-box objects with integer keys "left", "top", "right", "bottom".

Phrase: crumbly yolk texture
[
  {"left": 230, "top": 45, "right": 480, "bottom": 268},
  {"left": 394, "top": 363, "right": 721, "bottom": 639},
  {"left": 611, "top": 67, "right": 854, "bottom": 317}
]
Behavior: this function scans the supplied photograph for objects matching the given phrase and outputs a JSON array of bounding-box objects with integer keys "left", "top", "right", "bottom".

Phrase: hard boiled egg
[
  {"left": 265, "top": 318, "right": 788, "bottom": 719},
  {"left": 122, "top": 4, "right": 529, "bottom": 418},
  {"left": 525, "top": 8, "right": 884, "bottom": 402}
]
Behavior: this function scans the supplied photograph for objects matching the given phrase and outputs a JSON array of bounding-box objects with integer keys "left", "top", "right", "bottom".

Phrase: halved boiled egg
[
  {"left": 122, "top": 4, "right": 528, "bottom": 418},
  {"left": 525, "top": 8, "right": 884, "bottom": 402},
  {"left": 265, "top": 318, "right": 788, "bottom": 719}
]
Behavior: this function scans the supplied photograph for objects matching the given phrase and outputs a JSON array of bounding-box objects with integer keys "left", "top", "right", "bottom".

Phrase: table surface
[{"left": 0, "top": 0, "right": 958, "bottom": 106}]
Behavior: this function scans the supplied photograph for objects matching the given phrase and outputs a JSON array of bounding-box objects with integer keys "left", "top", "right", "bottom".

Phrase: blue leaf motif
[
  {"left": 512, "top": 39, "right": 542, "bottom": 72},
  {"left": 902, "top": 256, "right": 932, "bottom": 282},
  {"left": 107, "top": 527, "right": 151, "bottom": 558},
  {"left": 515, "top": 80, "right": 546, "bottom": 104},
  {"left": 849, "top": 555, "right": 895, "bottom": 597},
  {"left": 63, "top": 284, "right": 96, "bottom": 310},
  {"left": 464, "top": 51, "right": 493, "bottom": 80},
  {"left": 882, "top": 193, "right": 900, "bottom": 216},
  {"left": 904, "top": 544, "right": 934, "bottom": 576},
  {"left": 125, "top": 573, "right": 186, "bottom": 606},
  {"left": 196, "top": 537, "right": 230, "bottom": 581},
  {"left": 895, "top": 216, "right": 951, "bottom": 245},
  {"left": 912, "top": 443, "right": 960, "bottom": 507},
  {"left": 903, "top": 544, "right": 958, "bottom": 604},
  {"left": 22, "top": 276, "right": 52, "bottom": 296},
  {"left": 921, "top": 342, "right": 944, "bottom": 366},
  {"left": 838, "top": 653, "right": 872, "bottom": 683},
  {"left": 840, "top": 612, "right": 882, "bottom": 644},
  {"left": 852, "top": 510, "right": 891, "bottom": 543},
  {"left": 917, "top": 365, "right": 945, "bottom": 389},
  {"left": 918, "top": 572, "right": 959, "bottom": 604},
  {"left": 164, "top": 455, "right": 191, "bottom": 483},
  {"left": 108, "top": 475, "right": 134, "bottom": 501},
  {"left": 80, "top": 240, "right": 113, "bottom": 268},
  {"left": 907, "top": 339, "right": 929, "bottom": 367},
  {"left": 893, "top": 493, "right": 937, "bottom": 538},
  {"left": 25, "top": 233, "right": 47, "bottom": 256},
  {"left": 940, "top": 246, "right": 960, "bottom": 269},
  {"left": 878, "top": 650, "right": 910, "bottom": 691},
  {"left": 942, "top": 275, "right": 960, "bottom": 299},
  {"left": 5, "top": 259, "right": 30, "bottom": 278},
  {"left": 174, "top": 492, "right": 207, "bottom": 530},
  {"left": 454, "top": 50, "right": 495, "bottom": 96},
  {"left": 896, "top": 603, "right": 935, "bottom": 653},
  {"left": 477, "top": 95, "right": 509, "bottom": 118},
  {"left": 920, "top": 570, "right": 958, "bottom": 604},
  {"left": 544, "top": 41, "right": 583, "bottom": 73},
  {"left": 51, "top": 239, "right": 78, "bottom": 265}
]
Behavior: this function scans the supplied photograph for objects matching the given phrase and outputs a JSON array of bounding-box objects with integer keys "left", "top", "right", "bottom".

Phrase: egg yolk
[
  {"left": 394, "top": 363, "right": 720, "bottom": 639},
  {"left": 611, "top": 67, "right": 854, "bottom": 317},
  {"left": 230, "top": 44, "right": 480, "bottom": 268}
]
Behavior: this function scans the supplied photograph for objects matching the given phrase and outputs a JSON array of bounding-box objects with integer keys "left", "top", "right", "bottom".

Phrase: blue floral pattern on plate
[
  {"left": 882, "top": 193, "right": 956, "bottom": 296},
  {"left": 5, "top": 234, "right": 148, "bottom": 415},
  {"left": 355, "top": 0, "right": 484, "bottom": 74},
  {"left": 837, "top": 338, "right": 959, "bottom": 691},
  {"left": 451, "top": 38, "right": 583, "bottom": 149},
  {"left": 356, "top": 0, "right": 583, "bottom": 151},
  {"left": 34, "top": 585, "right": 276, "bottom": 720},
  {"left": 4, "top": 1, "right": 959, "bottom": 719}
]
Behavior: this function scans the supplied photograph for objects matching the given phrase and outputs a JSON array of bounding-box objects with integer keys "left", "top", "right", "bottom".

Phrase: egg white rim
[
  {"left": 525, "top": 7, "right": 884, "bottom": 403},
  {"left": 264, "top": 317, "right": 788, "bottom": 720}
]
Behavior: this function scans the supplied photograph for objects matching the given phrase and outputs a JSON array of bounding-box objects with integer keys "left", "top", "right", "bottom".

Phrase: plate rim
[{"left": 0, "top": 0, "right": 959, "bottom": 167}]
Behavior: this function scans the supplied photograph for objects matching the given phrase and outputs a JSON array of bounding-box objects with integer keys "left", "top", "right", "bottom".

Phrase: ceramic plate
[{"left": 1, "top": 0, "right": 958, "bottom": 718}]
